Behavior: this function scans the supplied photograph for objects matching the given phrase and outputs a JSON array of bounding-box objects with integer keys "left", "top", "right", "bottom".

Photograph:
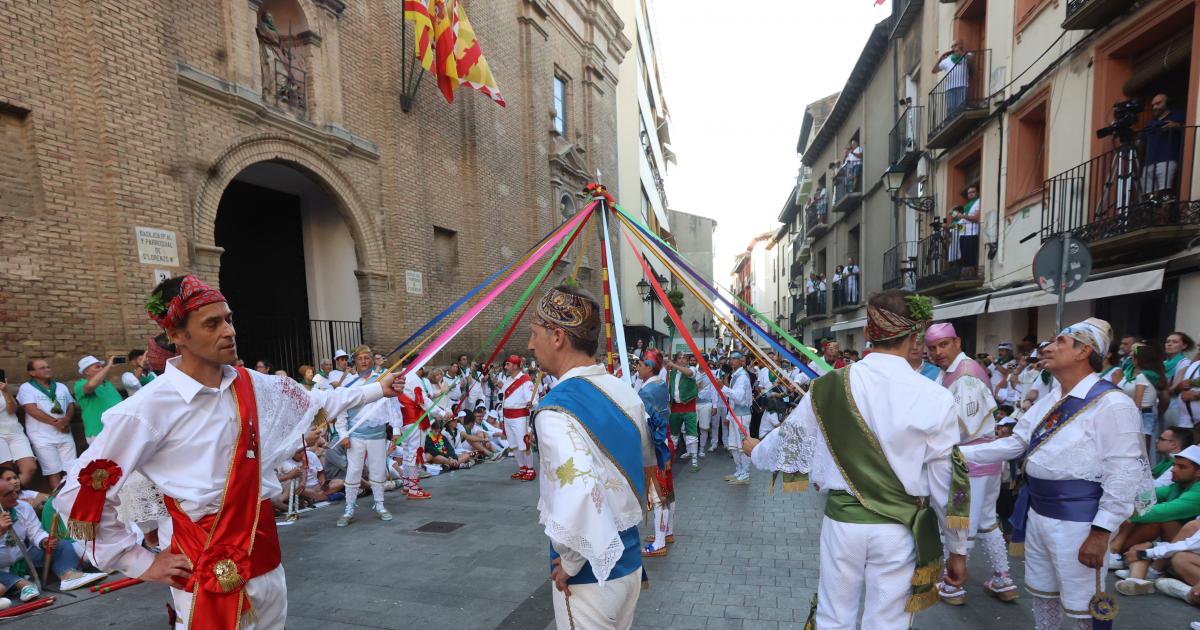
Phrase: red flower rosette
[
  {"left": 67, "top": 459, "right": 122, "bottom": 542},
  {"left": 196, "top": 544, "right": 250, "bottom": 595},
  {"left": 583, "top": 182, "right": 615, "bottom": 206}
]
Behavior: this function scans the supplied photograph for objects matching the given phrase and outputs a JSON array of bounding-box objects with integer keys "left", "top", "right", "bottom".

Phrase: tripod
[{"left": 1093, "top": 139, "right": 1141, "bottom": 218}]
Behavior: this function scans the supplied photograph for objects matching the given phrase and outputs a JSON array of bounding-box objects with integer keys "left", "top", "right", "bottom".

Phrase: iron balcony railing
[
  {"left": 269, "top": 57, "right": 308, "bottom": 115},
  {"left": 805, "top": 193, "right": 830, "bottom": 234},
  {"left": 235, "top": 317, "right": 363, "bottom": 376},
  {"left": 927, "top": 49, "right": 990, "bottom": 145},
  {"left": 805, "top": 289, "right": 827, "bottom": 319},
  {"left": 882, "top": 241, "right": 919, "bottom": 291},
  {"left": 1042, "top": 125, "right": 1200, "bottom": 245},
  {"left": 832, "top": 163, "right": 863, "bottom": 211},
  {"left": 915, "top": 216, "right": 982, "bottom": 290},
  {"left": 831, "top": 274, "right": 861, "bottom": 310},
  {"left": 889, "top": 106, "right": 924, "bottom": 171},
  {"left": 1063, "top": 0, "right": 1138, "bottom": 30}
]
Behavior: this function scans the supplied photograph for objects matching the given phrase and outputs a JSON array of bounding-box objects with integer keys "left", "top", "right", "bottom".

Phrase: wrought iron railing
[
  {"left": 831, "top": 274, "right": 861, "bottom": 310},
  {"left": 832, "top": 163, "right": 863, "bottom": 210},
  {"left": 805, "top": 290, "right": 827, "bottom": 319},
  {"left": 1042, "top": 125, "right": 1200, "bottom": 244},
  {"left": 889, "top": 106, "right": 923, "bottom": 169},
  {"left": 882, "top": 241, "right": 919, "bottom": 290},
  {"left": 915, "top": 218, "right": 982, "bottom": 290},
  {"left": 235, "top": 317, "right": 362, "bottom": 375},
  {"left": 928, "top": 49, "right": 990, "bottom": 141},
  {"left": 1063, "top": 0, "right": 1137, "bottom": 29},
  {"left": 269, "top": 57, "right": 308, "bottom": 115},
  {"left": 806, "top": 193, "right": 830, "bottom": 233}
]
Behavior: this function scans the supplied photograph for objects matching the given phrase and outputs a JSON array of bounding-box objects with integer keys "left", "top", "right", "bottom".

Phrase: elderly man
[
  {"left": 962, "top": 318, "right": 1153, "bottom": 630},
  {"left": 74, "top": 355, "right": 125, "bottom": 445},
  {"left": 529, "top": 285, "right": 655, "bottom": 630},
  {"left": 744, "top": 290, "right": 969, "bottom": 629},
  {"left": 722, "top": 351, "right": 753, "bottom": 485},
  {"left": 17, "top": 359, "right": 77, "bottom": 490},
  {"left": 53, "top": 275, "right": 402, "bottom": 629},
  {"left": 924, "top": 323, "right": 1014, "bottom": 604}
]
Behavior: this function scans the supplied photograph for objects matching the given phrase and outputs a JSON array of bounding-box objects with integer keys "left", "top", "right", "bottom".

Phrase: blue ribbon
[{"left": 614, "top": 208, "right": 818, "bottom": 380}]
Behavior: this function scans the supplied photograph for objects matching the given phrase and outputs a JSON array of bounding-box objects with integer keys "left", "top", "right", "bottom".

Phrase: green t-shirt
[{"left": 73, "top": 378, "right": 123, "bottom": 438}]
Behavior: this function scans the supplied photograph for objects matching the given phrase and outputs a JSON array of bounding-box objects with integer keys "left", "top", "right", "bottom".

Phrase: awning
[
  {"left": 934, "top": 295, "right": 988, "bottom": 320},
  {"left": 987, "top": 268, "right": 1164, "bottom": 313},
  {"left": 830, "top": 317, "right": 865, "bottom": 332}
]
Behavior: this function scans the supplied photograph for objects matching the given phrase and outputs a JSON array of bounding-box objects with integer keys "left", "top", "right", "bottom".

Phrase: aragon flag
[{"left": 404, "top": 0, "right": 506, "bottom": 107}]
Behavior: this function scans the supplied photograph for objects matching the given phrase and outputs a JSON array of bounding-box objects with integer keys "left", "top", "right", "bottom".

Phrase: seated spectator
[
  {"left": 0, "top": 464, "right": 106, "bottom": 601},
  {"left": 424, "top": 420, "right": 472, "bottom": 471},
  {"left": 74, "top": 355, "right": 124, "bottom": 445},
  {"left": 298, "top": 447, "right": 343, "bottom": 503},
  {"left": 462, "top": 408, "right": 502, "bottom": 461},
  {"left": 17, "top": 358, "right": 77, "bottom": 490},
  {"left": 443, "top": 412, "right": 480, "bottom": 462},
  {"left": 119, "top": 349, "right": 156, "bottom": 396},
  {"left": 1119, "top": 517, "right": 1200, "bottom": 602},
  {"left": 1155, "top": 427, "right": 1195, "bottom": 487},
  {"left": 1109, "top": 445, "right": 1200, "bottom": 564},
  {"left": 272, "top": 451, "right": 305, "bottom": 513},
  {"left": 0, "top": 378, "right": 37, "bottom": 488}
]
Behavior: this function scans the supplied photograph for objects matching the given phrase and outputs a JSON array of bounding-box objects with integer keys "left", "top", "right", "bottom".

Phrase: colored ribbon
[{"left": 599, "top": 202, "right": 632, "bottom": 384}]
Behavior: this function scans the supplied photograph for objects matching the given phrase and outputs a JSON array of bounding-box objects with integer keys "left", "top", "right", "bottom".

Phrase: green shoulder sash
[{"left": 809, "top": 366, "right": 970, "bottom": 613}]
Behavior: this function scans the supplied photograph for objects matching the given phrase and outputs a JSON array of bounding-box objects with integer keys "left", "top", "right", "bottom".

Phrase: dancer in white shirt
[
  {"left": 962, "top": 318, "right": 1154, "bottom": 630},
  {"left": 497, "top": 356, "right": 536, "bottom": 481},
  {"left": 53, "top": 275, "right": 400, "bottom": 629},
  {"left": 334, "top": 345, "right": 397, "bottom": 527},
  {"left": 745, "top": 291, "right": 969, "bottom": 629},
  {"left": 722, "top": 352, "right": 753, "bottom": 485}
]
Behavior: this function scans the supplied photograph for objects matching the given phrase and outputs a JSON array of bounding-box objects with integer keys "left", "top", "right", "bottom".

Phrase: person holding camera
[
  {"left": 1142, "top": 93, "right": 1186, "bottom": 196},
  {"left": 74, "top": 355, "right": 126, "bottom": 445},
  {"left": 119, "top": 349, "right": 156, "bottom": 396},
  {"left": 934, "top": 40, "right": 972, "bottom": 118}
]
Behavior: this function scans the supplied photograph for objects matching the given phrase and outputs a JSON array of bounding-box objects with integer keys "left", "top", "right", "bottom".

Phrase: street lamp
[
  {"left": 882, "top": 167, "right": 936, "bottom": 213},
  {"left": 691, "top": 318, "right": 712, "bottom": 354},
  {"left": 636, "top": 274, "right": 666, "bottom": 348}
]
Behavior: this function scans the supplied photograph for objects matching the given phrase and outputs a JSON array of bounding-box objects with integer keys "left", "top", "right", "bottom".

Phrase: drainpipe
[{"left": 993, "top": 103, "right": 1006, "bottom": 278}]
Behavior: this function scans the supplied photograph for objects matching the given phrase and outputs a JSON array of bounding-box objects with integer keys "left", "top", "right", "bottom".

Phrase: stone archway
[{"left": 192, "top": 133, "right": 390, "bottom": 346}]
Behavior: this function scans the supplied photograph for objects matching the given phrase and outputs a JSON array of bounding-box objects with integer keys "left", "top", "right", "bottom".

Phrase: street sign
[{"left": 1032, "top": 236, "right": 1092, "bottom": 295}]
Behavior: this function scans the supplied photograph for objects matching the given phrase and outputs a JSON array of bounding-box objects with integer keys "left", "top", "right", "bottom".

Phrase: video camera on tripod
[{"left": 1096, "top": 98, "right": 1143, "bottom": 143}]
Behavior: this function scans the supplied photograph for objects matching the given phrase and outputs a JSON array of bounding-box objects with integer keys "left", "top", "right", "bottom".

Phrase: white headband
[{"left": 1060, "top": 321, "right": 1109, "bottom": 357}]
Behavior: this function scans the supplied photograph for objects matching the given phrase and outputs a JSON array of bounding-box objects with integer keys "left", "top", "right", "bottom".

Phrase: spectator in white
[
  {"left": 74, "top": 355, "right": 125, "bottom": 445},
  {"left": 933, "top": 40, "right": 972, "bottom": 119},
  {"left": 318, "top": 358, "right": 334, "bottom": 379},
  {"left": 831, "top": 265, "right": 844, "bottom": 306},
  {"left": 254, "top": 360, "right": 272, "bottom": 374},
  {"left": 0, "top": 376, "right": 36, "bottom": 488},
  {"left": 1165, "top": 331, "right": 1197, "bottom": 427},
  {"left": 328, "top": 349, "right": 350, "bottom": 387},
  {"left": 844, "top": 257, "right": 860, "bottom": 304},
  {"left": 1120, "top": 343, "right": 1168, "bottom": 452},
  {"left": 633, "top": 338, "right": 645, "bottom": 359},
  {"left": 1119, "top": 516, "right": 1200, "bottom": 607},
  {"left": 840, "top": 139, "right": 863, "bottom": 194},
  {"left": 301, "top": 445, "right": 343, "bottom": 503},
  {"left": 1141, "top": 93, "right": 1186, "bottom": 196},
  {"left": 462, "top": 407, "right": 502, "bottom": 460},
  {"left": 444, "top": 363, "right": 465, "bottom": 410},
  {"left": 16, "top": 358, "right": 77, "bottom": 490},
  {"left": 120, "top": 349, "right": 156, "bottom": 396},
  {"left": 957, "top": 185, "right": 982, "bottom": 270},
  {"left": 0, "top": 464, "right": 107, "bottom": 602},
  {"left": 373, "top": 353, "right": 386, "bottom": 376}
]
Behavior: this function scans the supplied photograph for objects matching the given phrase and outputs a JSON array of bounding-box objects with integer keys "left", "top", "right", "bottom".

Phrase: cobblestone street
[{"left": 11, "top": 451, "right": 1197, "bottom": 629}]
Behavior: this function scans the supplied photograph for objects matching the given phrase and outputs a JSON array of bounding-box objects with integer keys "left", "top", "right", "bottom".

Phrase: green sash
[{"left": 806, "top": 367, "right": 969, "bottom": 613}]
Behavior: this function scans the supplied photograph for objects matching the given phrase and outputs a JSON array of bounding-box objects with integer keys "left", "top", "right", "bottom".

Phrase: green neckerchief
[
  {"left": 1122, "top": 357, "right": 1135, "bottom": 383},
  {"left": 318, "top": 370, "right": 329, "bottom": 379},
  {"left": 1166, "top": 354, "right": 1186, "bottom": 380},
  {"left": 137, "top": 372, "right": 155, "bottom": 386},
  {"left": 950, "top": 52, "right": 965, "bottom": 64},
  {"left": 1040, "top": 369, "right": 1052, "bottom": 385},
  {"left": 6, "top": 507, "right": 27, "bottom": 577},
  {"left": 798, "top": 367, "right": 970, "bottom": 614},
  {"left": 28, "top": 380, "right": 63, "bottom": 414}
]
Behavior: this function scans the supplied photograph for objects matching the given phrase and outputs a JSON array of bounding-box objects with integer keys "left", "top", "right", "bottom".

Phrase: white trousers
[
  {"left": 552, "top": 569, "right": 641, "bottom": 630},
  {"left": 506, "top": 417, "right": 533, "bottom": 469},
  {"left": 397, "top": 424, "right": 423, "bottom": 479},
  {"left": 1024, "top": 509, "right": 1108, "bottom": 618},
  {"left": 30, "top": 436, "right": 76, "bottom": 475},
  {"left": 344, "top": 437, "right": 387, "bottom": 507},
  {"left": 817, "top": 516, "right": 915, "bottom": 630},
  {"left": 696, "top": 403, "right": 712, "bottom": 430},
  {"left": 172, "top": 564, "right": 286, "bottom": 629},
  {"left": 968, "top": 473, "right": 1002, "bottom": 541}
]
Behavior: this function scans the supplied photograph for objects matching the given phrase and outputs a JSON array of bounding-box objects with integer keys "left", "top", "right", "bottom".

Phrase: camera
[{"left": 1096, "top": 98, "right": 1143, "bottom": 141}]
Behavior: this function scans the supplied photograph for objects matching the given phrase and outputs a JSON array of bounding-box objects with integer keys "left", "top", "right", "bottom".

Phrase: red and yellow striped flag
[{"left": 404, "top": 0, "right": 506, "bottom": 107}]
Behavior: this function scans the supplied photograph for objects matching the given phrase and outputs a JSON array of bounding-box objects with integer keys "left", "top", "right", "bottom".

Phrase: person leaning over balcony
[
  {"left": 934, "top": 41, "right": 972, "bottom": 119},
  {"left": 1141, "top": 93, "right": 1186, "bottom": 196}
]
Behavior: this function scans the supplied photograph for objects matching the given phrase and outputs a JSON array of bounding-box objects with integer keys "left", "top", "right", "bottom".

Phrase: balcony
[
  {"left": 266, "top": 57, "right": 308, "bottom": 116},
  {"left": 882, "top": 240, "right": 919, "bottom": 291},
  {"left": 1042, "top": 126, "right": 1200, "bottom": 263},
  {"left": 1062, "top": 0, "right": 1138, "bottom": 30},
  {"left": 889, "top": 106, "right": 924, "bottom": 173},
  {"left": 806, "top": 194, "right": 831, "bottom": 238},
  {"left": 914, "top": 218, "right": 983, "bottom": 295},
  {"left": 831, "top": 164, "right": 863, "bottom": 213},
  {"left": 890, "top": 0, "right": 923, "bottom": 39},
  {"left": 831, "top": 274, "right": 861, "bottom": 312},
  {"left": 804, "top": 290, "right": 828, "bottom": 321},
  {"left": 790, "top": 259, "right": 805, "bottom": 281},
  {"left": 927, "top": 50, "right": 990, "bottom": 150}
]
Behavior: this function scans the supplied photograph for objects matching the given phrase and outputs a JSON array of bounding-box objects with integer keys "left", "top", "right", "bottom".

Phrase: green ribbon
[
  {"left": 810, "top": 368, "right": 969, "bottom": 613},
  {"left": 6, "top": 508, "right": 27, "bottom": 578}
]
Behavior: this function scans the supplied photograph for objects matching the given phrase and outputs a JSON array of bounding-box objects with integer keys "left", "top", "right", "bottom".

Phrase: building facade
[
  {"left": 0, "top": 0, "right": 631, "bottom": 377},
  {"left": 667, "top": 208, "right": 718, "bottom": 352},
  {"left": 781, "top": 0, "right": 1200, "bottom": 354}
]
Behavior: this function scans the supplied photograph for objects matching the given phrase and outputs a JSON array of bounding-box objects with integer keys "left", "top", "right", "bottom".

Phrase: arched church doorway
[{"left": 214, "top": 160, "right": 363, "bottom": 374}]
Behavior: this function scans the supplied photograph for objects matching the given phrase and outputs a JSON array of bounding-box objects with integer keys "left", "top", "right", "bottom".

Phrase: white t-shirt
[
  {"left": 327, "top": 370, "right": 347, "bottom": 387},
  {"left": 304, "top": 450, "right": 323, "bottom": 488},
  {"left": 937, "top": 55, "right": 969, "bottom": 90},
  {"left": 961, "top": 199, "right": 981, "bottom": 236},
  {"left": 1120, "top": 372, "right": 1157, "bottom": 409},
  {"left": 0, "top": 396, "right": 22, "bottom": 435},
  {"left": 842, "top": 146, "right": 863, "bottom": 167},
  {"left": 16, "top": 381, "right": 74, "bottom": 443}
]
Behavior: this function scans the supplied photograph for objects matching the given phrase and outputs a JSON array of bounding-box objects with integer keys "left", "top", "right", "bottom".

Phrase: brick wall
[{"left": 0, "top": 0, "right": 628, "bottom": 380}]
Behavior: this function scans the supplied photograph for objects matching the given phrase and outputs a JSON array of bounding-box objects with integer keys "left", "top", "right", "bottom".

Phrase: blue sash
[
  {"left": 1010, "top": 379, "right": 1118, "bottom": 542},
  {"left": 538, "top": 377, "right": 645, "bottom": 585},
  {"left": 638, "top": 379, "right": 671, "bottom": 469}
]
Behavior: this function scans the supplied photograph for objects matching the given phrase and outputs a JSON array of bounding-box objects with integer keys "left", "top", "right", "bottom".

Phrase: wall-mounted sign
[
  {"left": 135, "top": 226, "right": 179, "bottom": 267},
  {"left": 405, "top": 270, "right": 424, "bottom": 295},
  {"left": 153, "top": 269, "right": 171, "bottom": 285}
]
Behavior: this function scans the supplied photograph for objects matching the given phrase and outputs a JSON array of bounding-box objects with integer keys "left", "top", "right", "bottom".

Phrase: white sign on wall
[
  {"left": 135, "top": 227, "right": 179, "bottom": 267},
  {"left": 405, "top": 270, "right": 424, "bottom": 295},
  {"left": 153, "top": 269, "right": 170, "bottom": 285}
]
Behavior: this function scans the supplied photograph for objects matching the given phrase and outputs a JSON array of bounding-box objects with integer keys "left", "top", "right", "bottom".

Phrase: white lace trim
[
  {"left": 251, "top": 372, "right": 316, "bottom": 470},
  {"left": 1107, "top": 456, "right": 1158, "bottom": 516},
  {"left": 538, "top": 498, "right": 641, "bottom": 584},
  {"left": 115, "top": 471, "right": 169, "bottom": 524},
  {"left": 771, "top": 420, "right": 815, "bottom": 474}
]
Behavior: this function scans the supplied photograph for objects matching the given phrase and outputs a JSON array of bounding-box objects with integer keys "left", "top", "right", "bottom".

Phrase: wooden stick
[
  {"left": 39, "top": 539, "right": 53, "bottom": 589},
  {"left": 90, "top": 577, "right": 140, "bottom": 592},
  {"left": 0, "top": 596, "right": 55, "bottom": 618},
  {"left": 99, "top": 579, "right": 142, "bottom": 594}
]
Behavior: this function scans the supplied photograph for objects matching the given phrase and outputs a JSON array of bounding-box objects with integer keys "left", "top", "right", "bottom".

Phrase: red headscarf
[{"left": 148, "top": 275, "right": 226, "bottom": 330}]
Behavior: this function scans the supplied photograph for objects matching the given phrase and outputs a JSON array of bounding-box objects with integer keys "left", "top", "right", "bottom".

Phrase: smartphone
[
  {"left": 0, "top": 369, "right": 5, "bottom": 383},
  {"left": 112, "top": 357, "right": 128, "bottom": 365}
]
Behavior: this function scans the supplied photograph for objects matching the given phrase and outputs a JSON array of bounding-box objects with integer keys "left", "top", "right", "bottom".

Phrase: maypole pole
[{"left": 598, "top": 204, "right": 616, "bottom": 373}]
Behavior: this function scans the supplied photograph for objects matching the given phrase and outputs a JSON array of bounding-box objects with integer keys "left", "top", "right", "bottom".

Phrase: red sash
[
  {"left": 504, "top": 373, "right": 531, "bottom": 398},
  {"left": 502, "top": 374, "right": 532, "bottom": 419},
  {"left": 502, "top": 407, "right": 530, "bottom": 419},
  {"left": 399, "top": 386, "right": 429, "bottom": 430},
  {"left": 164, "top": 367, "right": 281, "bottom": 630},
  {"left": 670, "top": 401, "right": 697, "bottom": 414}
]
